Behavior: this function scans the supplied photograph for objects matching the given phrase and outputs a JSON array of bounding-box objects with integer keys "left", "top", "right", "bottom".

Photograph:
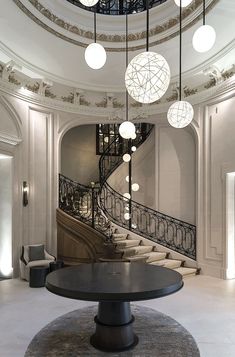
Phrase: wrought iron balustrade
[
  {"left": 100, "top": 181, "right": 196, "bottom": 260},
  {"left": 59, "top": 174, "right": 111, "bottom": 236},
  {"left": 66, "top": 0, "right": 167, "bottom": 16},
  {"left": 98, "top": 123, "right": 197, "bottom": 260},
  {"left": 99, "top": 123, "right": 153, "bottom": 182},
  {"left": 59, "top": 120, "right": 196, "bottom": 260}
]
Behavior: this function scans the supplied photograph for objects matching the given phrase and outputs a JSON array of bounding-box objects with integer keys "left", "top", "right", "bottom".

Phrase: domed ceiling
[{"left": 0, "top": 0, "right": 234, "bottom": 93}]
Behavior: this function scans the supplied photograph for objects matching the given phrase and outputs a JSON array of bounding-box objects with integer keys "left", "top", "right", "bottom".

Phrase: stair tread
[
  {"left": 116, "top": 239, "right": 141, "bottom": 248},
  {"left": 142, "top": 251, "right": 167, "bottom": 262},
  {"left": 174, "top": 267, "right": 197, "bottom": 276},
  {"left": 150, "top": 259, "right": 182, "bottom": 269},
  {"left": 127, "top": 255, "right": 147, "bottom": 262},
  {"left": 121, "top": 245, "right": 153, "bottom": 257},
  {"left": 113, "top": 233, "right": 127, "bottom": 238}
]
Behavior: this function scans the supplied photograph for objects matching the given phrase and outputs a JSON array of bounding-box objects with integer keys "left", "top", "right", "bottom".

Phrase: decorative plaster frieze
[
  {"left": 0, "top": 67, "right": 235, "bottom": 118},
  {"left": 13, "top": 0, "right": 219, "bottom": 52}
]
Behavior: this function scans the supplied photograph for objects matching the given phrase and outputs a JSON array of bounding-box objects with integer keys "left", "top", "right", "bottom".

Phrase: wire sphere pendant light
[
  {"left": 119, "top": 11, "right": 136, "bottom": 140},
  {"left": 85, "top": 11, "right": 106, "bottom": 69},
  {"left": 125, "top": 0, "right": 170, "bottom": 104},
  {"left": 167, "top": 0, "right": 194, "bottom": 128},
  {"left": 192, "top": 0, "right": 216, "bottom": 53}
]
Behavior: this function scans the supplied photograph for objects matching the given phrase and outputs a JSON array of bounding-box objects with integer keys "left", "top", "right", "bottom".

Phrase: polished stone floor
[{"left": 0, "top": 275, "right": 235, "bottom": 357}]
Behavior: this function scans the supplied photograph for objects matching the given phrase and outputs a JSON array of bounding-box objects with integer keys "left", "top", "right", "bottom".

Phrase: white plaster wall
[
  {"left": 198, "top": 96, "right": 235, "bottom": 278},
  {"left": 61, "top": 125, "right": 100, "bottom": 185},
  {"left": 0, "top": 156, "right": 12, "bottom": 277},
  {"left": 155, "top": 126, "right": 196, "bottom": 225}
]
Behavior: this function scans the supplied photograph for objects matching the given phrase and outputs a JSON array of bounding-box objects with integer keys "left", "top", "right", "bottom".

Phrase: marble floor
[{"left": 0, "top": 275, "right": 235, "bottom": 357}]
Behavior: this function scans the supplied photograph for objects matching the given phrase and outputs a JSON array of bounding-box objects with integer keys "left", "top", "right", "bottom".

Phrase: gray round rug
[{"left": 25, "top": 305, "right": 200, "bottom": 357}]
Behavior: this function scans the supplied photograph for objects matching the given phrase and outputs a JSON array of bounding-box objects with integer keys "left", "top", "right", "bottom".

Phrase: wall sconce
[{"left": 23, "top": 181, "right": 29, "bottom": 207}]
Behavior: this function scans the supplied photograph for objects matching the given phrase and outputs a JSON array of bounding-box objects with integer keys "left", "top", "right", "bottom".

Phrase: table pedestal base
[{"left": 90, "top": 301, "right": 138, "bottom": 352}]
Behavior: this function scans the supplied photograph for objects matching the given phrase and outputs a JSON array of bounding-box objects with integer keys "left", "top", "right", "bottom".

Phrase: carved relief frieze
[{"left": 13, "top": 0, "right": 219, "bottom": 52}]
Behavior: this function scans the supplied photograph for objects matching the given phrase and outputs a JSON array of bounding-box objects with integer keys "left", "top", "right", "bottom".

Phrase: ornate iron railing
[
  {"left": 66, "top": 0, "right": 167, "bottom": 16},
  {"left": 99, "top": 123, "right": 153, "bottom": 182},
  {"left": 59, "top": 174, "right": 111, "bottom": 237},
  {"left": 98, "top": 125, "right": 197, "bottom": 260},
  {"left": 59, "top": 121, "right": 196, "bottom": 260}
]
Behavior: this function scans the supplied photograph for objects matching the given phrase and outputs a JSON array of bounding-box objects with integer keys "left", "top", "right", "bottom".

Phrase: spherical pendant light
[
  {"left": 79, "top": 0, "right": 99, "bottom": 7},
  {"left": 192, "top": 25, "right": 216, "bottom": 53},
  {"left": 131, "top": 146, "right": 136, "bottom": 152},
  {"left": 174, "top": 0, "right": 193, "bottom": 7},
  {"left": 130, "top": 132, "right": 137, "bottom": 140},
  {"left": 85, "top": 43, "right": 107, "bottom": 69},
  {"left": 119, "top": 121, "right": 136, "bottom": 139},
  {"left": 125, "top": 175, "right": 130, "bottom": 182},
  {"left": 123, "top": 192, "right": 131, "bottom": 200},
  {"left": 124, "top": 212, "right": 131, "bottom": 220},
  {"left": 167, "top": 101, "right": 194, "bottom": 128},
  {"left": 132, "top": 183, "right": 140, "bottom": 192},
  {"left": 123, "top": 154, "right": 131, "bottom": 162},
  {"left": 125, "top": 51, "right": 171, "bottom": 104}
]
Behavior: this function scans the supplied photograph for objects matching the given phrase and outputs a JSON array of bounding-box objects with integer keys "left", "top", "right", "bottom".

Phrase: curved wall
[{"left": 61, "top": 124, "right": 99, "bottom": 185}]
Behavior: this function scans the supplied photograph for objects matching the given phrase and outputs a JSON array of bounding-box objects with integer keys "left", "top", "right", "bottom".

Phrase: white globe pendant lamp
[
  {"left": 119, "top": 15, "right": 136, "bottom": 140},
  {"left": 167, "top": 0, "right": 193, "bottom": 128},
  {"left": 123, "top": 153, "right": 131, "bottom": 162},
  {"left": 192, "top": 0, "right": 216, "bottom": 53},
  {"left": 132, "top": 183, "right": 140, "bottom": 192},
  {"left": 125, "top": 0, "right": 170, "bottom": 104},
  {"left": 192, "top": 25, "right": 216, "bottom": 53},
  {"left": 119, "top": 121, "right": 136, "bottom": 139},
  {"left": 123, "top": 192, "right": 131, "bottom": 200},
  {"left": 174, "top": 0, "right": 193, "bottom": 7},
  {"left": 85, "top": 43, "right": 106, "bottom": 69},
  {"left": 85, "top": 11, "right": 106, "bottom": 69},
  {"left": 124, "top": 212, "right": 131, "bottom": 220},
  {"left": 79, "top": 0, "right": 99, "bottom": 7}
]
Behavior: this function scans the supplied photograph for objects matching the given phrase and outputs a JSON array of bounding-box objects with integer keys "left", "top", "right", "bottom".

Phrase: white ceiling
[{"left": 0, "top": 0, "right": 234, "bottom": 92}]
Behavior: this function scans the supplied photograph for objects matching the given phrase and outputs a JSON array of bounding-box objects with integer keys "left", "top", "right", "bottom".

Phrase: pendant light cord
[
  {"left": 179, "top": 0, "right": 182, "bottom": 101},
  {"left": 146, "top": 0, "right": 149, "bottom": 51},
  {"left": 126, "top": 10, "right": 129, "bottom": 121},
  {"left": 203, "top": 0, "right": 206, "bottom": 25},
  {"left": 94, "top": 11, "right": 97, "bottom": 43}
]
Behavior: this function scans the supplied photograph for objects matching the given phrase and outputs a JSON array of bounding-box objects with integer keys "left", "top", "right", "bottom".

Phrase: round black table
[{"left": 46, "top": 262, "right": 183, "bottom": 352}]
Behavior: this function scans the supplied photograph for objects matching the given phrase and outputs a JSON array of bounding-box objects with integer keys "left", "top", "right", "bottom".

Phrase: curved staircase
[
  {"left": 59, "top": 123, "right": 198, "bottom": 277},
  {"left": 112, "top": 231, "right": 198, "bottom": 277}
]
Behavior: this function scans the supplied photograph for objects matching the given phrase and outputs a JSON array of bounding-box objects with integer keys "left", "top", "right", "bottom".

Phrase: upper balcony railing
[{"left": 66, "top": 0, "right": 167, "bottom": 16}]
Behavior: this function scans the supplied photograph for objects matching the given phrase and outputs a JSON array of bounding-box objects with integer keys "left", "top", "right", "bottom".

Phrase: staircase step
[
  {"left": 174, "top": 267, "right": 198, "bottom": 277},
  {"left": 127, "top": 255, "right": 148, "bottom": 263},
  {"left": 121, "top": 245, "right": 153, "bottom": 257},
  {"left": 142, "top": 251, "right": 167, "bottom": 263},
  {"left": 150, "top": 259, "right": 182, "bottom": 269},
  {"left": 116, "top": 239, "right": 141, "bottom": 249},
  {"left": 112, "top": 234, "right": 128, "bottom": 241}
]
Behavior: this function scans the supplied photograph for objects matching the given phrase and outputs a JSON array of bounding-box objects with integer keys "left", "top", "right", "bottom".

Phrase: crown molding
[{"left": 13, "top": 0, "right": 218, "bottom": 51}]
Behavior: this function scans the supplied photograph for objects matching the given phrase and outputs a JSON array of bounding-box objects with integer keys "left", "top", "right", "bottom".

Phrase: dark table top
[{"left": 46, "top": 263, "right": 183, "bottom": 302}]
